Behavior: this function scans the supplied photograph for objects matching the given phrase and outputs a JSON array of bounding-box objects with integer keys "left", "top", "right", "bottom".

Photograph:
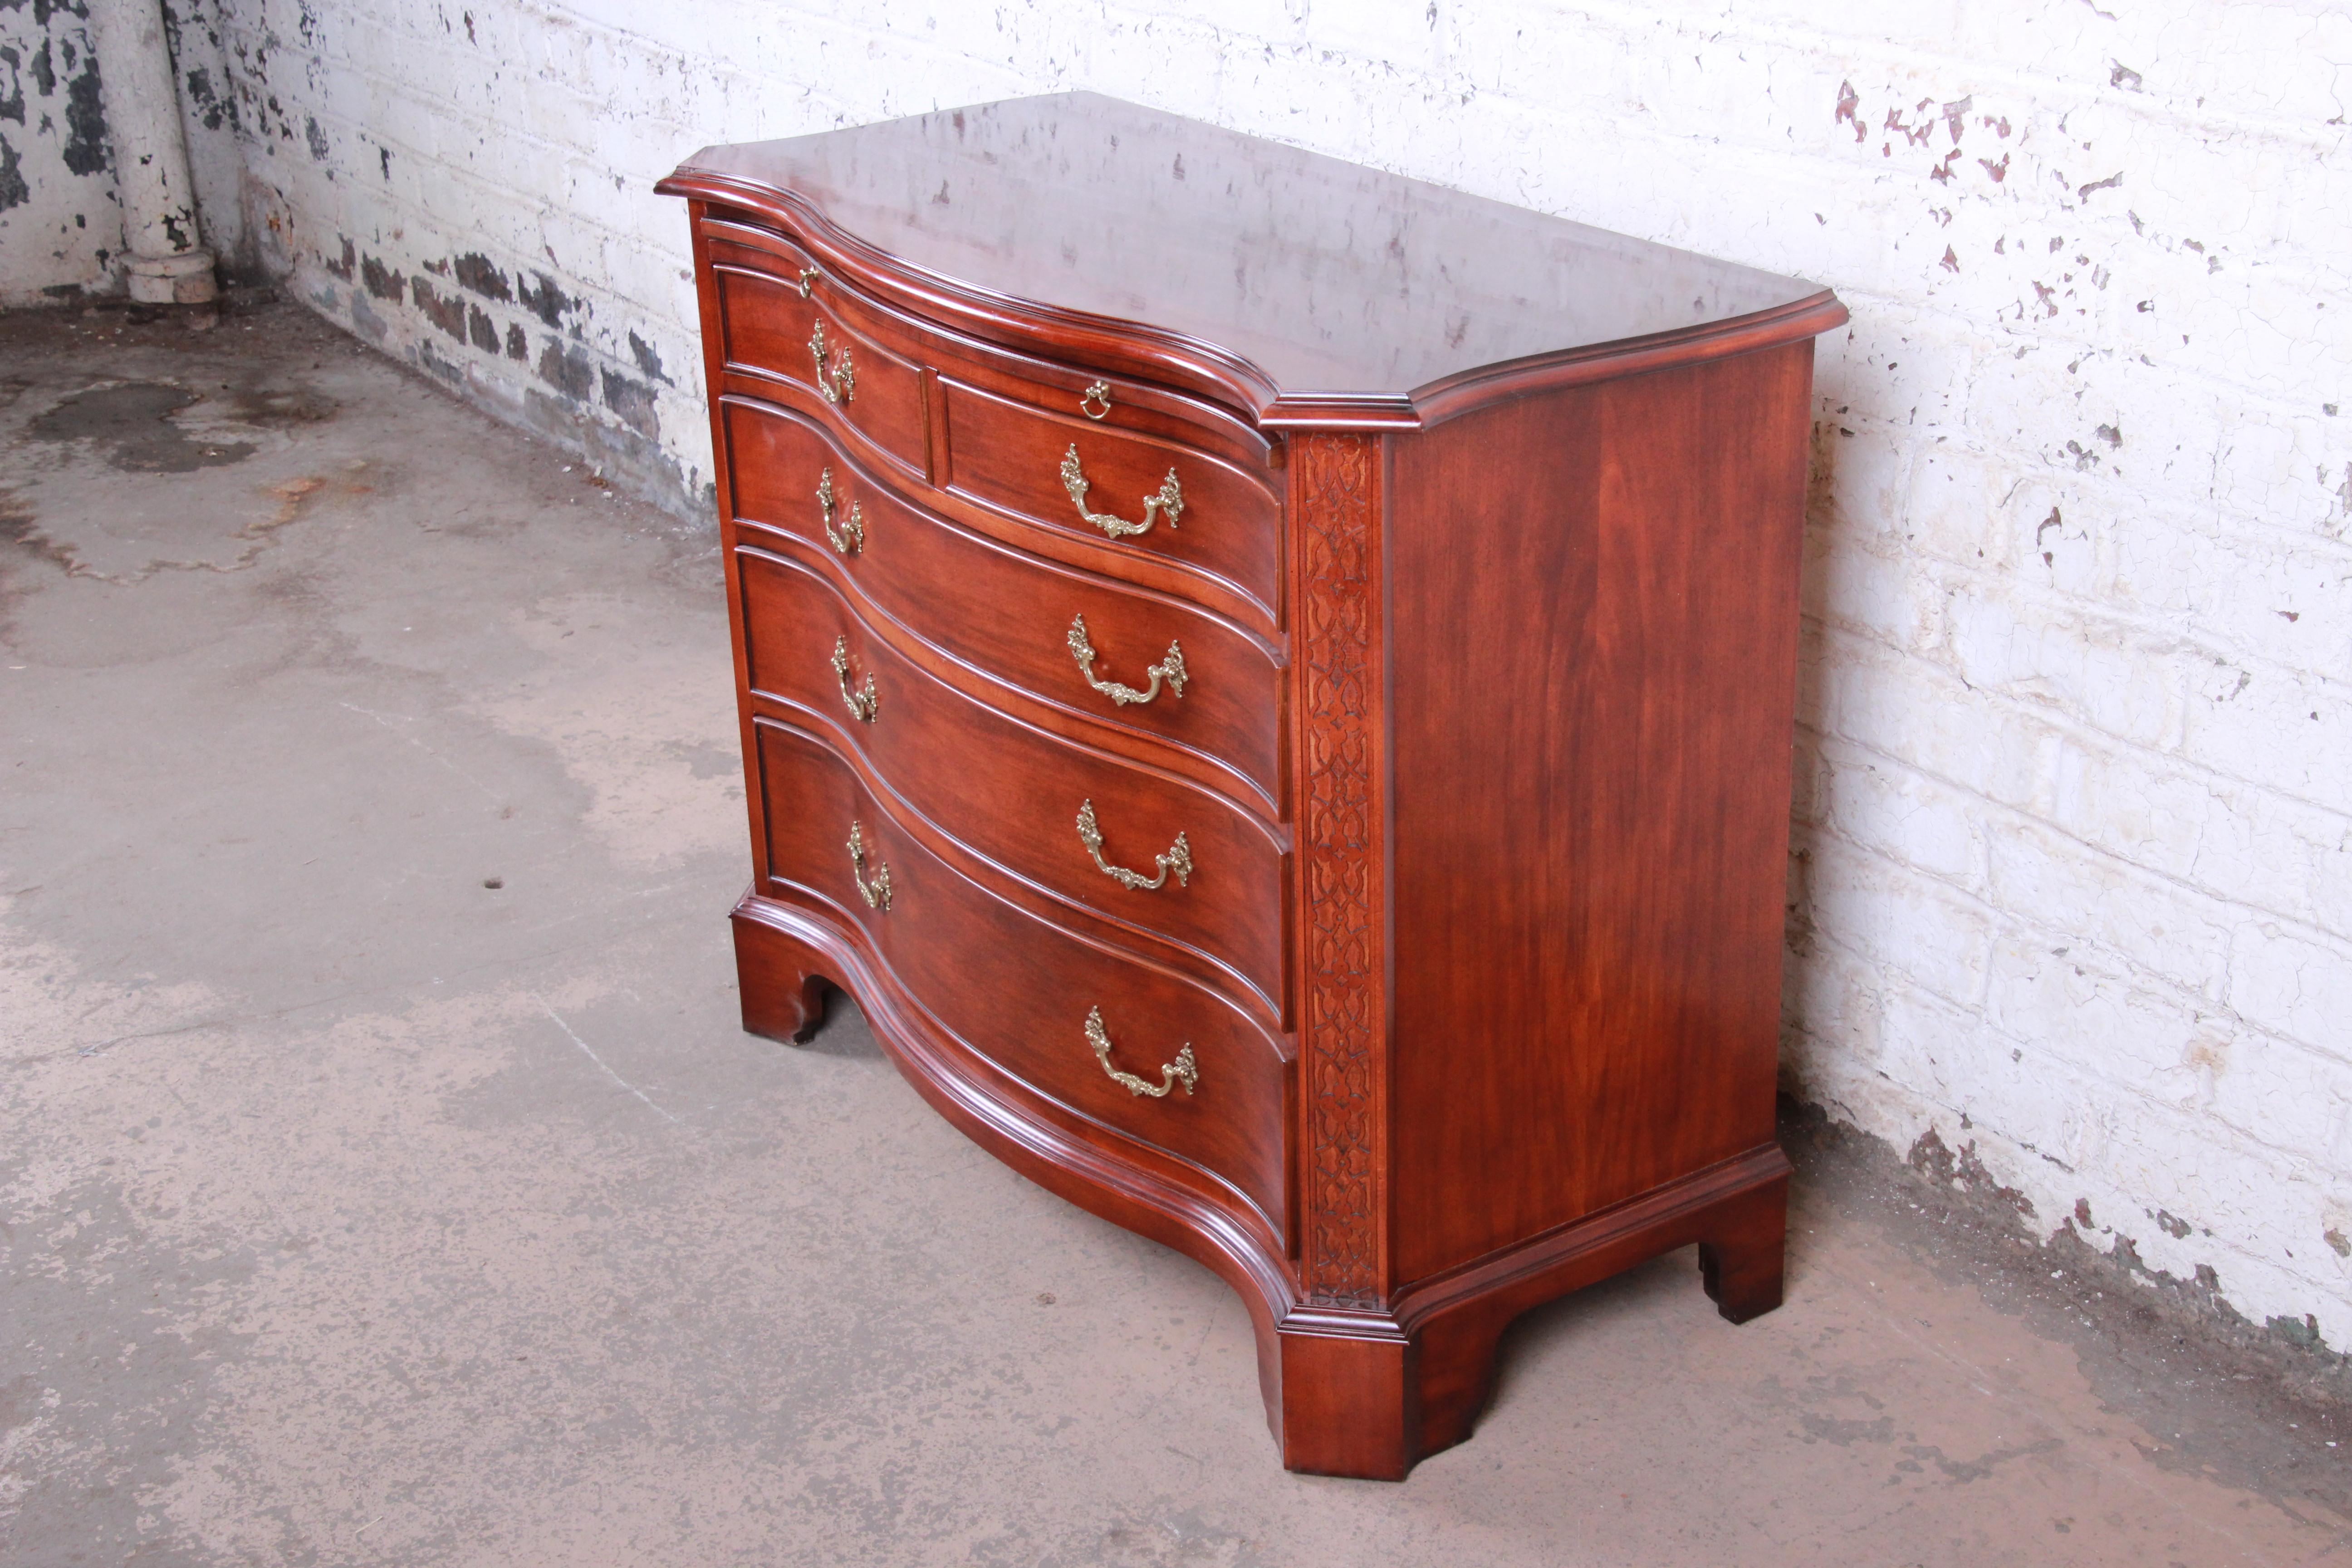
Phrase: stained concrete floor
[{"left": 0, "top": 300, "right": 2345, "bottom": 1566}]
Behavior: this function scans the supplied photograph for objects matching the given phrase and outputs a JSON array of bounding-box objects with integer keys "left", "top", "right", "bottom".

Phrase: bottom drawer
[{"left": 753, "top": 717, "right": 1289, "bottom": 1235}]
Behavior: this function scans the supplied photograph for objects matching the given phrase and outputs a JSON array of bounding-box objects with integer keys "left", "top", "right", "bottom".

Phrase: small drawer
[
  {"left": 738, "top": 546, "right": 1288, "bottom": 1015},
  {"left": 722, "top": 397, "right": 1283, "bottom": 808},
  {"left": 936, "top": 375, "right": 1283, "bottom": 626},
  {"left": 752, "top": 717, "right": 1289, "bottom": 1235},
  {"left": 711, "top": 237, "right": 928, "bottom": 476}
]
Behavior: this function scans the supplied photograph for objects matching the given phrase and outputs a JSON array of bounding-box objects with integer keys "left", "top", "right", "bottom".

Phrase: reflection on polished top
[{"left": 672, "top": 92, "right": 1830, "bottom": 406}]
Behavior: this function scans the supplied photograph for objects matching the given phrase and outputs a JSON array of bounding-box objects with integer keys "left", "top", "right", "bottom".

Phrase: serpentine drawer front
[
  {"left": 750, "top": 718, "right": 1290, "bottom": 1232},
  {"left": 664, "top": 91, "right": 1846, "bottom": 1481},
  {"left": 735, "top": 545, "right": 1289, "bottom": 1014},
  {"left": 720, "top": 397, "right": 1285, "bottom": 808}
]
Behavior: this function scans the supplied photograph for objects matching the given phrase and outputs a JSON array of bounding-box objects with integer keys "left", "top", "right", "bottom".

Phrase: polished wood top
[{"left": 664, "top": 93, "right": 1842, "bottom": 424}]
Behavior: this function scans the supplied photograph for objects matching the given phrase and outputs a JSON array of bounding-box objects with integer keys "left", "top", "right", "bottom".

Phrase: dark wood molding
[
  {"left": 666, "top": 164, "right": 1848, "bottom": 431},
  {"left": 657, "top": 93, "right": 1846, "bottom": 433},
  {"left": 1396, "top": 291, "right": 1849, "bottom": 429}
]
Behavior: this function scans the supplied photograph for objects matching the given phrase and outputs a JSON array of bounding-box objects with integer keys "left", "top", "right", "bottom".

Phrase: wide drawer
[
  {"left": 723, "top": 396, "right": 1283, "bottom": 808},
  {"left": 752, "top": 717, "right": 1289, "bottom": 1235},
  {"left": 737, "top": 544, "right": 1287, "bottom": 1014}
]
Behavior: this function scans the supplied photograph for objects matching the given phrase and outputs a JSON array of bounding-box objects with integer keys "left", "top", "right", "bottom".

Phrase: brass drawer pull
[
  {"left": 808, "top": 319, "right": 855, "bottom": 405},
  {"left": 796, "top": 266, "right": 820, "bottom": 298},
  {"left": 846, "top": 819, "right": 892, "bottom": 910},
  {"left": 1080, "top": 380, "right": 1112, "bottom": 419},
  {"left": 1085, "top": 1006, "right": 1196, "bottom": 1098},
  {"left": 1066, "top": 614, "right": 1185, "bottom": 707},
  {"left": 1060, "top": 444, "right": 1181, "bottom": 539},
  {"left": 830, "top": 636, "right": 878, "bottom": 722},
  {"left": 816, "top": 467, "right": 863, "bottom": 554},
  {"left": 1076, "top": 799, "right": 1191, "bottom": 891}
]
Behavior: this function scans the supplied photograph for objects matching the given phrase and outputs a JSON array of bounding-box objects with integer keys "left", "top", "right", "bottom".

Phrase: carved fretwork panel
[{"left": 1291, "top": 432, "right": 1386, "bottom": 1311}]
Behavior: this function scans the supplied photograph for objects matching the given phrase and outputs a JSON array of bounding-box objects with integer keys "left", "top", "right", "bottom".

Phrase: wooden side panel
[
  {"left": 1384, "top": 343, "right": 1816, "bottom": 1285},
  {"left": 683, "top": 202, "right": 778, "bottom": 896},
  {"left": 1288, "top": 434, "right": 1390, "bottom": 1306}
]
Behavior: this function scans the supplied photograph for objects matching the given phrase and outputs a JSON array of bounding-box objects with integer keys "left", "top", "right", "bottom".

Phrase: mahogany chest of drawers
[{"left": 660, "top": 93, "right": 1845, "bottom": 1480}]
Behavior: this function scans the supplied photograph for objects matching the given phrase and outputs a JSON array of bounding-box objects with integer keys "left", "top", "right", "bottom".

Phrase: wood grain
[
  {"left": 1384, "top": 343, "right": 1816, "bottom": 1282},
  {"left": 938, "top": 372, "right": 1284, "bottom": 623},
  {"left": 659, "top": 92, "right": 1840, "bottom": 428},
  {"left": 714, "top": 255, "right": 928, "bottom": 475}
]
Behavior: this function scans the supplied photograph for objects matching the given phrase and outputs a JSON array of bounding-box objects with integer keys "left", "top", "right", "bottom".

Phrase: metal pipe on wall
[{"left": 90, "top": 0, "right": 218, "bottom": 305}]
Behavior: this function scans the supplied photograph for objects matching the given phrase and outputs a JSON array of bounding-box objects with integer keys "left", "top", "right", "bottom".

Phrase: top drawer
[
  {"left": 710, "top": 239, "right": 930, "bottom": 480},
  {"left": 934, "top": 376, "right": 1282, "bottom": 628},
  {"left": 703, "top": 219, "right": 1285, "bottom": 629}
]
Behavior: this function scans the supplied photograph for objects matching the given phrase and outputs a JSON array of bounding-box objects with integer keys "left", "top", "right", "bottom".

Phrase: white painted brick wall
[
  {"left": 176, "top": 0, "right": 2352, "bottom": 1347},
  {"left": 0, "top": 4, "right": 117, "bottom": 305}
]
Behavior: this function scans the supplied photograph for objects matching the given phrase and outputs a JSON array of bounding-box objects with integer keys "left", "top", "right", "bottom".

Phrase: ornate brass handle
[
  {"left": 1080, "top": 380, "right": 1112, "bottom": 420},
  {"left": 1060, "top": 445, "right": 1181, "bottom": 539},
  {"left": 846, "top": 819, "right": 892, "bottom": 910},
  {"left": 816, "top": 467, "right": 863, "bottom": 554},
  {"left": 796, "top": 266, "right": 820, "bottom": 299},
  {"left": 808, "top": 319, "right": 855, "bottom": 405},
  {"left": 1076, "top": 799, "right": 1191, "bottom": 891},
  {"left": 1066, "top": 614, "right": 1185, "bottom": 706},
  {"left": 830, "top": 636, "right": 878, "bottom": 723},
  {"left": 1084, "top": 1006, "right": 1197, "bottom": 1098}
]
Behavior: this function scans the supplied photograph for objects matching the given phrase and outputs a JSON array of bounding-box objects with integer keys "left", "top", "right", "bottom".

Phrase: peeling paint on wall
[
  {"left": 0, "top": 0, "right": 256, "bottom": 301},
  {"left": 0, "top": 3, "right": 116, "bottom": 302},
  {"left": 453, "top": 251, "right": 509, "bottom": 300}
]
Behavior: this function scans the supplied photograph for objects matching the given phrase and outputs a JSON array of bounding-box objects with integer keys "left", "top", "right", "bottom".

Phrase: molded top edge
[{"left": 661, "top": 92, "right": 1846, "bottom": 427}]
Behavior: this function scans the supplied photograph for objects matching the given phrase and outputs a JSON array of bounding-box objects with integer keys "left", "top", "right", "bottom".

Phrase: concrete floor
[{"left": 0, "top": 300, "right": 2345, "bottom": 1566}]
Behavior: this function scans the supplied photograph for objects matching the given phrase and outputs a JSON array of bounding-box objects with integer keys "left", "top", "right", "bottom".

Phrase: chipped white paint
[
  {"left": 130, "top": 2, "right": 2352, "bottom": 1347},
  {"left": 0, "top": 0, "right": 253, "bottom": 304},
  {"left": 0, "top": 3, "right": 118, "bottom": 305},
  {"left": 92, "top": 0, "right": 217, "bottom": 302}
]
